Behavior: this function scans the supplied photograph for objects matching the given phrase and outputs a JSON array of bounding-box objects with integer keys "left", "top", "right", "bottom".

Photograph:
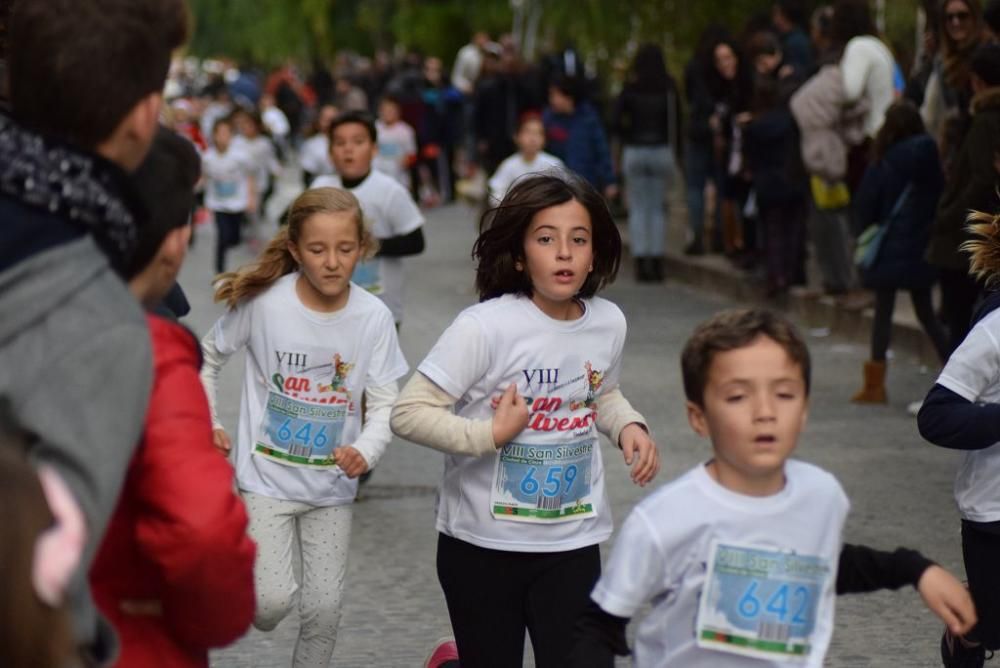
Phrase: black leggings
[
  {"left": 436, "top": 533, "right": 601, "bottom": 667},
  {"left": 213, "top": 211, "right": 245, "bottom": 274},
  {"left": 963, "top": 521, "right": 1000, "bottom": 649},
  {"left": 871, "top": 287, "right": 950, "bottom": 363},
  {"left": 939, "top": 269, "right": 982, "bottom": 354}
]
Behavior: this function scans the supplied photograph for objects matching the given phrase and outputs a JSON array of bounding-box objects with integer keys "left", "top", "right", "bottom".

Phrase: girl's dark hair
[
  {"left": 549, "top": 74, "right": 581, "bottom": 102},
  {"left": 872, "top": 100, "right": 926, "bottom": 160},
  {"left": 831, "top": 0, "right": 877, "bottom": 45},
  {"left": 473, "top": 173, "right": 621, "bottom": 302},
  {"left": 628, "top": 43, "right": 674, "bottom": 94},
  {"left": 704, "top": 38, "right": 754, "bottom": 108}
]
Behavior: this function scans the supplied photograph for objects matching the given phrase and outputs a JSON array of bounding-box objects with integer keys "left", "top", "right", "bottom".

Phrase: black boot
[
  {"left": 635, "top": 257, "right": 651, "bottom": 282},
  {"left": 651, "top": 257, "right": 665, "bottom": 281}
]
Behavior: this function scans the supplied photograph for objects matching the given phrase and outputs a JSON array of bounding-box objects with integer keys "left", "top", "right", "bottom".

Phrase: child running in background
[
  {"left": 487, "top": 114, "right": 564, "bottom": 205},
  {"left": 374, "top": 95, "right": 417, "bottom": 190},
  {"left": 233, "top": 108, "right": 282, "bottom": 239},
  {"left": 313, "top": 111, "right": 425, "bottom": 327},
  {"left": 574, "top": 309, "right": 976, "bottom": 667},
  {"left": 391, "top": 173, "right": 659, "bottom": 667},
  {"left": 200, "top": 188, "right": 409, "bottom": 667},
  {"left": 202, "top": 116, "right": 256, "bottom": 274},
  {"left": 299, "top": 104, "right": 339, "bottom": 189},
  {"left": 919, "top": 210, "right": 1000, "bottom": 667}
]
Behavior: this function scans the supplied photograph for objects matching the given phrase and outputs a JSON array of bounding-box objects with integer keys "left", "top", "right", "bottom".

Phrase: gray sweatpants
[{"left": 243, "top": 491, "right": 353, "bottom": 668}]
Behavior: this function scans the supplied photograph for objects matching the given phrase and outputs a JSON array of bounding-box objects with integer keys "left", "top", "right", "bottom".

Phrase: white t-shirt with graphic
[
  {"left": 936, "top": 308, "right": 1000, "bottom": 523},
  {"left": 374, "top": 120, "right": 417, "bottom": 188},
  {"left": 202, "top": 146, "right": 254, "bottom": 213},
  {"left": 418, "top": 293, "right": 626, "bottom": 552},
  {"left": 488, "top": 151, "right": 564, "bottom": 204},
  {"left": 591, "top": 460, "right": 849, "bottom": 667},
  {"left": 232, "top": 134, "right": 279, "bottom": 197},
  {"left": 311, "top": 171, "right": 424, "bottom": 323},
  {"left": 299, "top": 134, "right": 334, "bottom": 177},
  {"left": 209, "top": 273, "right": 408, "bottom": 506}
]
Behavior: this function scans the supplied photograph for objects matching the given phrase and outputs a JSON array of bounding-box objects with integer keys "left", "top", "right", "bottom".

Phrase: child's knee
[{"left": 253, "top": 588, "right": 296, "bottom": 631}]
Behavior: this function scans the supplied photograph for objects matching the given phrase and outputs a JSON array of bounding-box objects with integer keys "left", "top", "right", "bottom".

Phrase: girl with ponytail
[{"left": 199, "top": 187, "right": 409, "bottom": 666}]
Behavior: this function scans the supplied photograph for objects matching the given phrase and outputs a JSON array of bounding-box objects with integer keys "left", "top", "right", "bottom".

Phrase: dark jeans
[
  {"left": 436, "top": 532, "right": 601, "bottom": 667},
  {"left": 214, "top": 211, "right": 245, "bottom": 274},
  {"left": 963, "top": 520, "right": 1000, "bottom": 649},
  {"left": 871, "top": 288, "right": 950, "bottom": 363},
  {"left": 939, "top": 268, "right": 983, "bottom": 354},
  {"left": 761, "top": 200, "right": 807, "bottom": 291}
]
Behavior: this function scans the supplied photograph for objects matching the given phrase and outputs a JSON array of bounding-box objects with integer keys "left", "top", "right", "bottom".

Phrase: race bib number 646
[{"left": 696, "top": 541, "right": 831, "bottom": 662}]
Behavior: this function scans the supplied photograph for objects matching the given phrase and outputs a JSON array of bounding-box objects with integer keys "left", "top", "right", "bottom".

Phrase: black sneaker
[{"left": 941, "top": 629, "right": 990, "bottom": 667}]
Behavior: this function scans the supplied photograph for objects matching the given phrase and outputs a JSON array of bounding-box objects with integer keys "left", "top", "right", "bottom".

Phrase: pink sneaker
[{"left": 423, "top": 637, "right": 459, "bottom": 668}]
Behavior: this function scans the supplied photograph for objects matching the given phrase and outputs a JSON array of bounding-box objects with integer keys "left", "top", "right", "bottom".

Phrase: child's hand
[
  {"left": 620, "top": 423, "right": 659, "bottom": 487},
  {"left": 492, "top": 384, "right": 530, "bottom": 448},
  {"left": 213, "top": 428, "right": 232, "bottom": 455},
  {"left": 917, "top": 565, "right": 977, "bottom": 636},
  {"left": 334, "top": 446, "right": 369, "bottom": 479}
]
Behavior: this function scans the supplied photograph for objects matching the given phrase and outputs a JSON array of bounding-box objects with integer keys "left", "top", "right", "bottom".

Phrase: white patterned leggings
[{"left": 242, "top": 491, "right": 353, "bottom": 668}]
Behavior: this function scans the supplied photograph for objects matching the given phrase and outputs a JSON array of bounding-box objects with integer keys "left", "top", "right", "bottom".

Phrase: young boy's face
[
  {"left": 686, "top": 335, "right": 808, "bottom": 493},
  {"left": 330, "top": 122, "right": 376, "bottom": 180},
  {"left": 379, "top": 99, "right": 401, "bottom": 125},
  {"left": 213, "top": 122, "right": 232, "bottom": 151},
  {"left": 516, "top": 119, "right": 545, "bottom": 157}
]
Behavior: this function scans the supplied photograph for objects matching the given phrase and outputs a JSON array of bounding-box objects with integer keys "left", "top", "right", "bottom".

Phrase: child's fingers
[
  {"left": 947, "top": 592, "right": 978, "bottom": 635},
  {"left": 621, "top": 438, "right": 635, "bottom": 466},
  {"left": 632, "top": 442, "right": 659, "bottom": 485}
]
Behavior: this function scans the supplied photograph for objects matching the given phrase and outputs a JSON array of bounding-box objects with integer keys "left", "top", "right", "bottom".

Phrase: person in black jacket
[{"left": 613, "top": 44, "right": 681, "bottom": 283}]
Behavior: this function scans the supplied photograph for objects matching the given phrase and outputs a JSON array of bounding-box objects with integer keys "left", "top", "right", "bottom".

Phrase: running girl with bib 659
[
  {"left": 200, "top": 187, "right": 408, "bottom": 667},
  {"left": 391, "top": 172, "right": 659, "bottom": 667}
]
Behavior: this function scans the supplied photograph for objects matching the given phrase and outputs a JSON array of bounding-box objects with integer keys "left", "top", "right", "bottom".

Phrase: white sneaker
[{"left": 906, "top": 400, "right": 922, "bottom": 416}]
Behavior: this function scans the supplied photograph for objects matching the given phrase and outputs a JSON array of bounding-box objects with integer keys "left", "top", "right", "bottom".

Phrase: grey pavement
[{"left": 180, "top": 185, "right": 962, "bottom": 667}]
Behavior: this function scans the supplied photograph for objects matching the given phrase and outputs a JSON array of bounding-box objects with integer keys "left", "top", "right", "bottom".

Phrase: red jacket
[{"left": 90, "top": 315, "right": 255, "bottom": 667}]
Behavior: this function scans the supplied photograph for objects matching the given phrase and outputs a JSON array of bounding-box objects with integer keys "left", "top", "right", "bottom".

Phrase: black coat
[{"left": 855, "top": 134, "right": 943, "bottom": 290}]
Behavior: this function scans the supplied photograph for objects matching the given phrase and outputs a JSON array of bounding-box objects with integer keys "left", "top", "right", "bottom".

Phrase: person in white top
[
  {"left": 488, "top": 115, "right": 564, "bottom": 205},
  {"left": 199, "top": 187, "right": 408, "bottom": 667},
  {"left": 312, "top": 111, "right": 425, "bottom": 325},
  {"left": 575, "top": 309, "right": 976, "bottom": 668},
  {"left": 232, "top": 108, "right": 281, "bottom": 237},
  {"left": 451, "top": 31, "right": 489, "bottom": 96},
  {"left": 833, "top": 1, "right": 897, "bottom": 138},
  {"left": 374, "top": 95, "right": 417, "bottom": 189},
  {"left": 201, "top": 116, "right": 256, "bottom": 273},
  {"left": 260, "top": 93, "right": 291, "bottom": 155},
  {"left": 918, "top": 211, "right": 1000, "bottom": 665},
  {"left": 299, "top": 103, "right": 338, "bottom": 188},
  {"left": 391, "top": 173, "right": 660, "bottom": 666}
]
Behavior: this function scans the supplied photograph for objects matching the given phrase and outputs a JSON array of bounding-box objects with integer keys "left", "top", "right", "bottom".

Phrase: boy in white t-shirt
[
  {"left": 202, "top": 116, "right": 256, "bottom": 274},
  {"left": 374, "top": 95, "right": 417, "bottom": 190},
  {"left": 488, "top": 115, "right": 563, "bottom": 205},
  {"left": 311, "top": 110, "right": 425, "bottom": 326},
  {"left": 575, "top": 309, "right": 976, "bottom": 668}
]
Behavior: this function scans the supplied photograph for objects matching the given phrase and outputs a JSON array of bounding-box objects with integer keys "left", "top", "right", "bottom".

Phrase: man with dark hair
[
  {"left": 0, "top": 0, "right": 189, "bottom": 661},
  {"left": 773, "top": 0, "right": 815, "bottom": 76}
]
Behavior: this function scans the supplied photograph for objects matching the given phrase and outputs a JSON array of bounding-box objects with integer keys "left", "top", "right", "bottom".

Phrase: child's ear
[
  {"left": 287, "top": 239, "right": 302, "bottom": 265},
  {"left": 685, "top": 400, "right": 710, "bottom": 438}
]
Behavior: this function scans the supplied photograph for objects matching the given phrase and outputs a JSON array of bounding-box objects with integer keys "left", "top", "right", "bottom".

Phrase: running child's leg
[
  {"left": 293, "top": 503, "right": 352, "bottom": 668},
  {"left": 962, "top": 520, "right": 1000, "bottom": 650},
  {"left": 436, "top": 533, "right": 528, "bottom": 667},
  {"left": 243, "top": 491, "right": 302, "bottom": 632},
  {"left": 524, "top": 544, "right": 601, "bottom": 668}
]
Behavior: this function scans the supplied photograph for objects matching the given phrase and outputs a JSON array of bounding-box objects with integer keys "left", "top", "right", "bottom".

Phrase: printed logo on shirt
[{"left": 491, "top": 361, "right": 604, "bottom": 435}]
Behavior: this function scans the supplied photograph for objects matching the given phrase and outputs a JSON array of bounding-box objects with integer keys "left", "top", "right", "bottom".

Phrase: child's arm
[
  {"left": 390, "top": 373, "right": 528, "bottom": 455},
  {"left": 837, "top": 543, "right": 976, "bottom": 636},
  {"left": 335, "top": 381, "right": 399, "bottom": 478},
  {"left": 200, "top": 330, "right": 235, "bottom": 454},
  {"left": 568, "top": 600, "right": 630, "bottom": 667},
  {"left": 376, "top": 227, "right": 425, "bottom": 257},
  {"left": 378, "top": 186, "right": 425, "bottom": 257},
  {"left": 595, "top": 388, "right": 659, "bottom": 486},
  {"left": 918, "top": 383, "right": 1000, "bottom": 450}
]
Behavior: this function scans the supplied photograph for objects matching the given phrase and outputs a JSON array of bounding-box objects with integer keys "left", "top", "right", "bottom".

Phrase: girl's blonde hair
[
  {"left": 962, "top": 205, "right": 1000, "bottom": 288},
  {"left": 214, "top": 187, "right": 378, "bottom": 308}
]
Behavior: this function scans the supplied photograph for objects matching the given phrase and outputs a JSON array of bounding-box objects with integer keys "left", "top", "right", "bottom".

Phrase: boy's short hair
[
  {"left": 971, "top": 43, "right": 1000, "bottom": 87},
  {"left": 328, "top": 110, "right": 378, "bottom": 143},
  {"left": 123, "top": 127, "right": 201, "bottom": 280},
  {"left": 517, "top": 112, "right": 544, "bottom": 132},
  {"left": 8, "top": 0, "right": 188, "bottom": 149},
  {"left": 380, "top": 94, "right": 402, "bottom": 108},
  {"left": 681, "top": 309, "right": 811, "bottom": 406},
  {"left": 212, "top": 115, "right": 234, "bottom": 135}
]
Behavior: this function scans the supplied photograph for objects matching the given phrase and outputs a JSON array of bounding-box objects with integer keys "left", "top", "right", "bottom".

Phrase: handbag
[{"left": 854, "top": 183, "right": 912, "bottom": 270}]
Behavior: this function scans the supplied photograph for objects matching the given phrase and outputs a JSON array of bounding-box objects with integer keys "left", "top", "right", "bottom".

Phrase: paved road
[{"left": 180, "top": 191, "right": 962, "bottom": 667}]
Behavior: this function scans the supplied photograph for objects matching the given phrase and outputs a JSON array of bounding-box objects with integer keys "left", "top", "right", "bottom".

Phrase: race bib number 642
[{"left": 696, "top": 541, "right": 831, "bottom": 662}]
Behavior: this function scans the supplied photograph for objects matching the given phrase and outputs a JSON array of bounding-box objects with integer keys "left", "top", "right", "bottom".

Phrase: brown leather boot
[{"left": 851, "top": 360, "right": 887, "bottom": 404}]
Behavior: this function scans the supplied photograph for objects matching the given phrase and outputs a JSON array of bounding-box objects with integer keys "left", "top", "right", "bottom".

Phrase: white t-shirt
[
  {"left": 488, "top": 152, "right": 564, "bottom": 204},
  {"left": 232, "top": 135, "right": 279, "bottom": 197},
  {"left": 311, "top": 171, "right": 424, "bottom": 323},
  {"left": 299, "top": 134, "right": 334, "bottom": 177},
  {"left": 936, "top": 308, "right": 1000, "bottom": 523},
  {"left": 209, "top": 273, "right": 408, "bottom": 506},
  {"left": 202, "top": 146, "right": 254, "bottom": 213},
  {"left": 418, "top": 294, "right": 627, "bottom": 552},
  {"left": 374, "top": 120, "right": 417, "bottom": 188},
  {"left": 840, "top": 35, "right": 896, "bottom": 137},
  {"left": 262, "top": 106, "right": 290, "bottom": 139},
  {"left": 592, "top": 460, "right": 849, "bottom": 667}
]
